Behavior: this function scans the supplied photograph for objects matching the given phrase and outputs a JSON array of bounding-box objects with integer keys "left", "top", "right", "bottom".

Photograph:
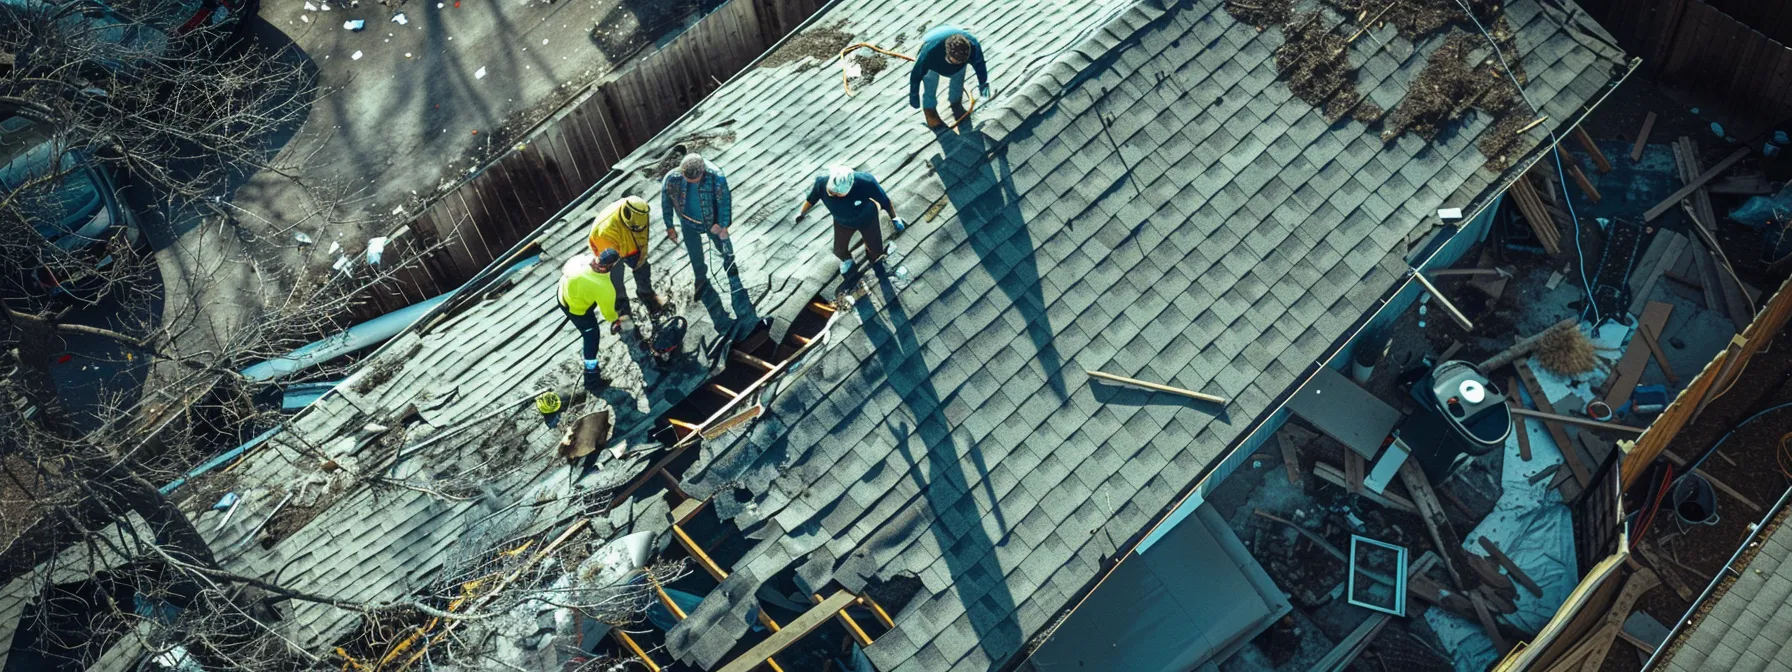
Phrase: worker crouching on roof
[
  {"left": 558, "top": 249, "right": 624, "bottom": 389},
  {"left": 660, "top": 153, "right": 735, "bottom": 295},
  {"left": 909, "top": 25, "right": 990, "bottom": 129},
  {"left": 586, "top": 195, "right": 665, "bottom": 318},
  {"left": 797, "top": 165, "right": 906, "bottom": 276}
]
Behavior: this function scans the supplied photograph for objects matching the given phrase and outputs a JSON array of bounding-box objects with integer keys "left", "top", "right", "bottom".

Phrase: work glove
[
  {"left": 893, "top": 217, "right": 908, "bottom": 233},
  {"left": 979, "top": 84, "right": 991, "bottom": 99},
  {"left": 611, "top": 316, "right": 628, "bottom": 335},
  {"left": 794, "top": 211, "right": 807, "bottom": 224}
]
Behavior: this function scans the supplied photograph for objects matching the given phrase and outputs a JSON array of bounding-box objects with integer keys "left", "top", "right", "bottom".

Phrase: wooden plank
[
  {"left": 1517, "top": 362, "right": 1592, "bottom": 486},
  {"left": 1572, "top": 568, "right": 1660, "bottom": 672},
  {"left": 1398, "top": 460, "right": 1468, "bottom": 590},
  {"left": 1630, "top": 232, "right": 1688, "bottom": 315},
  {"left": 1509, "top": 178, "right": 1562, "bottom": 254},
  {"left": 1566, "top": 160, "right": 1601, "bottom": 202},
  {"left": 1314, "top": 462, "right": 1419, "bottom": 514},
  {"left": 1633, "top": 540, "right": 1695, "bottom": 601},
  {"left": 1638, "top": 322, "right": 1679, "bottom": 384},
  {"left": 1574, "top": 127, "right": 1612, "bottom": 173},
  {"left": 1630, "top": 112, "right": 1656, "bottom": 162},
  {"left": 1312, "top": 610, "right": 1391, "bottom": 672},
  {"left": 1644, "top": 147, "right": 1751, "bottom": 221},
  {"left": 1086, "top": 369, "right": 1227, "bottom": 403},
  {"left": 1277, "top": 432, "right": 1302, "bottom": 485},
  {"left": 1478, "top": 537, "right": 1544, "bottom": 597},
  {"left": 1509, "top": 408, "right": 1644, "bottom": 434},
  {"left": 1345, "top": 452, "right": 1365, "bottom": 493},
  {"left": 1602, "top": 301, "right": 1674, "bottom": 410},
  {"left": 1470, "top": 592, "right": 1510, "bottom": 653},
  {"left": 717, "top": 591, "right": 857, "bottom": 672},
  {"left": 1510, "top": 381, "right": 1533, "bottom": 462}
]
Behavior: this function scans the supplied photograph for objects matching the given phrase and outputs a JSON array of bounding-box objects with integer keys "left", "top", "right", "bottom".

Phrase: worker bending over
[
  {"left": 661, "top": 153, "right": 736, "bottom": 295},
  {"left": 909, "top": 25, "right": 990, "bottom": 129},
  {"left": 558, "top": 250, "right": 625, "bottom": 389},
  {"left": 797, "top": 165, "right": 905, "bottom": 276},
  {"left": 586, "top": 196, "right": 664, "bottom": 317}
]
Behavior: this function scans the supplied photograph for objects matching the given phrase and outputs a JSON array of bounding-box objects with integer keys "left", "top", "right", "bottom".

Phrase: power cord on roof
[{"left": 1449, "top": 0, "right": 1602, "bottom": 326}]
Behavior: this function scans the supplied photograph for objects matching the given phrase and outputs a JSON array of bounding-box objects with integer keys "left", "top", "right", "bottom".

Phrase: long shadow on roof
[
  {"left": 929, "top": 126, "right": 1066, "bottom": 402},
  {"left": 857, "top": 270, "right": 1023, "bottom": 667}
]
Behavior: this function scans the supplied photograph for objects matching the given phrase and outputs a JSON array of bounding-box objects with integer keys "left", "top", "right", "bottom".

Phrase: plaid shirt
[{"left": 660, "top": 161, "right": 732, "bottom": 231}]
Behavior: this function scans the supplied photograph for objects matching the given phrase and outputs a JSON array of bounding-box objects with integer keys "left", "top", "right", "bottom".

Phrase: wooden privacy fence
[
  {"left": 348, "top": 0, "right": 828, "bottom": 321},
  {"left": 1620, "top": 272, "right": 1792, "bottom": 488},
  {"left": 1574, "top": 0, "right": 1792, "bottom": 128}
]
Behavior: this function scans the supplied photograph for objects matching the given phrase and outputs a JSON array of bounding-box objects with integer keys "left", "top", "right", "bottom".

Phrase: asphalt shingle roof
[
  {"left": 130, "top": 0, "right": 1623, "bottom": 664},
  {"left": 679, "top": 0, "right": 1624, "bottom": 670},
  {"left": 1660, "top": 508, "right": 1792, "bottom": 672}
]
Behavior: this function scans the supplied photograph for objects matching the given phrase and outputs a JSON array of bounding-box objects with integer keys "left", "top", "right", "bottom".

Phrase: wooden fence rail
[
  {"left": 1621, "top": 272, "right": 1792, "bottom": 488},
  {"left": 347, "top": 0, "right": 827, "bottom": 321}
]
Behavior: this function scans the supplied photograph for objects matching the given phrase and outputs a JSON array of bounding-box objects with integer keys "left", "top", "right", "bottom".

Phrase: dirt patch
[
  {"left": 1319, "top": 0, "right": 1504, "bottom": 42},
  {"left": 759, "top": 20, "right": 855, "bottom": 70},
  {"left": 1278, "top": 12, "right": 1369, "bottom": 122},
  {"left": 850, "top": 51, "right": 890, "bottom": 86},
  {"left": 1382, "top": 31, "right": 1530, "bottom": 168},
  {"left": 1226, "top": 0, "right": 1294, "bottom": 28},
  {"left": 1226, "top": 4, "right": 1374, "bottom": 124}
]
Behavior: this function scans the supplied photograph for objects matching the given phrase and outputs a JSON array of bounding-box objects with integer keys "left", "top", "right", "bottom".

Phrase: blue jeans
[{"left": 922, "top": 69, "right": 966, "bottom": 109}]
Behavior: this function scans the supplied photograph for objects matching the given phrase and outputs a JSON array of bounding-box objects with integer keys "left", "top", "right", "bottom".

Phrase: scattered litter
[
  {"left": 390, "top": 204, "right": 406, "bottom": 216},
  {"left": 320, "top": 2, "right": 330, "bottom": 9},
  {"left": 1544, "top": 271, "right": 1564, "bottom": 289},
  {"left": 332, "top": 255, "right": 353, "bottom": 273},
  {"left": 351, "top": 50, "right": 364, "bottom": 60},
  {"left": 303, "top": 1, "right": 317, "bottom": 9},
  {"left": 1438, "top": 207, "right": 1463, "bottom": 220},
  {"left": 405, "top": 52, "right": 412, "bottom": 58},
  {"left": 391, "top": 11, "right": 408, "bottom": 24},
  {"left": 1710, "top": 121, "right": 1725, "bottom": 138},
  {"left": 436, "top": 2, "right": 443, "bottom": 6},
  {"left": 328, "top": 241, "right": 342, "bottom": 254},
  {"left": 301, "top": 14, "right": 310, "bottom": 22},
  {"left": 343, "top": 19, "right": 364, "bottom": 30},
  {"left": 213, "top": 493, "right": 240, "bottom": 511},
  {"left": 294, "top": 231, "right": 314, "bottom": 246},
  {"left": 365, "top": 237, "right": 389, "bottom": 265},
  {"left": 543, "top": 38, "right": 550, "bottom": 45},
  {"left": 475, "top": 65, "right": 487, "bottom": 79}
]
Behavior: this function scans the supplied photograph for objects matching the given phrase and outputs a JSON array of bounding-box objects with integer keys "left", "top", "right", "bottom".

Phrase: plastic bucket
[{"left": 1671, "top": 473, "right": 1720, "bottom": 526}]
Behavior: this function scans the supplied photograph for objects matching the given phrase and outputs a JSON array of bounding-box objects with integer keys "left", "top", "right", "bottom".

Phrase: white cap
[{"left": 826, "top": 165, "right": 854, "bottom": 195}]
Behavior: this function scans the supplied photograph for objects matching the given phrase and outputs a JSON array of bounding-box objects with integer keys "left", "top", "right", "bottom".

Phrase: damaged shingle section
[
  {"left": 682, "top": 0, "right": 1622, "bottom": 670},
  {"left": 1660, "top": 510, "right": 1792, "bottom": 672}
]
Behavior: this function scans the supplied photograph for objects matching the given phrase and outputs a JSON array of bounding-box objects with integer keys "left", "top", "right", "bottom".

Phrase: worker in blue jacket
[
  {"left": 796, "top": 165, "right": 906, "bottom": 276},
  {"left": 909, "top": 25, "right": 990, "bottom": 129}
]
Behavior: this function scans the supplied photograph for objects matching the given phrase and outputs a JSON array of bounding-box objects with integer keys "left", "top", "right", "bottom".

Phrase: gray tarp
[{"left": 1029, "top": 503, "right": 1290, "bottom": 672}]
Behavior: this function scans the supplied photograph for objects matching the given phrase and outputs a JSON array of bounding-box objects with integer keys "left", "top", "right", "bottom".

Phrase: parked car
[{"left": 0, "top": 112, "right": 143, "bottom": 297}]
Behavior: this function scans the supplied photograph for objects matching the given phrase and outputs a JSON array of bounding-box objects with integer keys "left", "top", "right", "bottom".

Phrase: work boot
[
  {"left": 949, "top": 102, "right": 968, "bottom": 123},
  {"left": 923, "top": 107, "right": 945, "bottom": 129}
]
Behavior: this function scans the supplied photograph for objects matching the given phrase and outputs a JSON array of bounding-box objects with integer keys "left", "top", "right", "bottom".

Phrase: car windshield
[{"left": 0, "top": 120, "right": 105, "bottom": 235}]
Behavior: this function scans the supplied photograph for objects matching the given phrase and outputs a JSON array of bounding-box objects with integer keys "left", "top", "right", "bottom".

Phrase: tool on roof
[
  {"left": 837, "top": 42, "right": 980, "bottom": 129},
  {"left": 535, "top": 391, "right": 562, "bottom": 415},
  {"left": 1085, "top": 369, "right": 1226, "bottom": 404}
]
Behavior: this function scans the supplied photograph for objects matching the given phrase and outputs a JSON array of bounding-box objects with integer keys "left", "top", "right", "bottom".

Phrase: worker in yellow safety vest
[
  {"left": 586, "top": 195, "right": 664, "bottom": 317},
  {"left": 558, "top": 249, "right": 624, "bottom": 388}
]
